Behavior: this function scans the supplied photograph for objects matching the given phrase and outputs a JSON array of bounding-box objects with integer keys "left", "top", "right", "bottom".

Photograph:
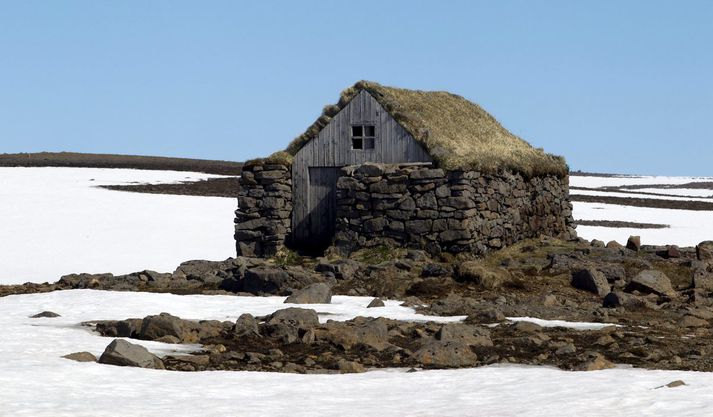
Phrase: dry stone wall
[
  {"left": 333, "top": 163, "right": 576, "bottom": 255},
  {"left": 234, "top": 163, "right": 292, "bottom": 257}
]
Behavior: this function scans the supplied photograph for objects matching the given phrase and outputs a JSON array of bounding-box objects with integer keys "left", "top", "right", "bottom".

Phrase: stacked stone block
[
  {"left": 234, "top": 163, "right": 292, "bottom": 257},
  {"left": 333, "top": 163, "right": 575, "bottom": 255}
]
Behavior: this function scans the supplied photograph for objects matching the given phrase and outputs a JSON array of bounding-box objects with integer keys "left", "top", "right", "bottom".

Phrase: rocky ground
[
  {"left": 8, "top": 236, "right": 713, "bottom": 375},
  {"left": 100, "top": 177, "right": 240, "bottom": 198},
  {"left": 0, "top": 152, "right": 243, "bottom": 175}
]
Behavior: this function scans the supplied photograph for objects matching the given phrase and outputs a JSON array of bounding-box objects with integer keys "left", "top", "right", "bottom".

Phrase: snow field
[
  {"left": 570, "top": 174, "right": 713, "bottom": 246},
  {"left": 2, "top": 168, "right": 713, "bottom": 416},
  {"left": 0, "top": 167, "right": 236, "bottom": 284},
  {"left": 1, "top": 289, "right": 711, "bottom": 417}
]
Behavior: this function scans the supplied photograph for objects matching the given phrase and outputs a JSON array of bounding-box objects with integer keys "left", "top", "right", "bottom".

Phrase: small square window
[{"left": 351, "top": 124, "right": 376, "bottom": 150}]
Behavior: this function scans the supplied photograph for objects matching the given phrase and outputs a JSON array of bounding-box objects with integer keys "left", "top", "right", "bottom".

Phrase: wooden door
[{"left": 306, "top": 167, "right": 340, "bottom": 247}]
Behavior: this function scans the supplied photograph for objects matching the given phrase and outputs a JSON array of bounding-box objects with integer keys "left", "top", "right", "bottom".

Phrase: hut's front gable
[
  {"left": 291, "top": 90, "right": 432, "bottom": 247},
  {"left": 293, "top": 89, "right": 432, "bottom": 167}
]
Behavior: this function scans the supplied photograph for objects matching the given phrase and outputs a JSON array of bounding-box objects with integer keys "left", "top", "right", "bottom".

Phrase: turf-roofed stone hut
[{"left": 235, "top": 81, "right": 576, "bottom": 257}]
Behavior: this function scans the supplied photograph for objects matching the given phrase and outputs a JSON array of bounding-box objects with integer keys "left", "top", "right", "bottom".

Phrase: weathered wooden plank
[{"left": 291, "top": 90, "right": 433, "bottom": 246}]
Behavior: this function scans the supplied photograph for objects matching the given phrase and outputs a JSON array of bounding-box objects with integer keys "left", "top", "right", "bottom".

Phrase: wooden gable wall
[{"left": 291, "top": 89, "right": 432, "bottom": 246}]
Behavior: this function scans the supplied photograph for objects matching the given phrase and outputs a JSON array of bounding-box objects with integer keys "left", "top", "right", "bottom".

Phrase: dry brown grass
[
  {"left": 244, "top": 151, "right": 294, "bottom": 168},
  {"left": 286, "top": 81, "right": 568, "bottom": 178}
]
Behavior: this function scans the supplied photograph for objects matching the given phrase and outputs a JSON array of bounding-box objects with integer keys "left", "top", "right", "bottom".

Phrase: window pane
[
  {"left": 352, "top": 138, "right": 363, "bottom": 149},
  {"left": 351, "top": 126, "right": 363, "bottom": 137},
  {"left": 364, "top": 125, "right": 375, "bottom": 137},
  {"left": 364, "top": 137, "right": 375, "bottom": 149}
]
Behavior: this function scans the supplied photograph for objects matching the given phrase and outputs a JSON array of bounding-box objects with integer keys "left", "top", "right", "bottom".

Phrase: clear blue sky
[{"left": 1, "top": 1, "right": 711, "bottom": 175}]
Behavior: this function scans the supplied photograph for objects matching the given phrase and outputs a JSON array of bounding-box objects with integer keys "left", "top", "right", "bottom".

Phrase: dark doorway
[{"left": 303, "top": 166, "right": 341, "bottom": 250}]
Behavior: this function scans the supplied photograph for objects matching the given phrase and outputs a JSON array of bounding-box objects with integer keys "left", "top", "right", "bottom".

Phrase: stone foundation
[
  {"left": 333, "top": 163, "right": 576, "bottom": 255},
  {"left": 234, "top": 163, "right": 292, "bottom": 257}
]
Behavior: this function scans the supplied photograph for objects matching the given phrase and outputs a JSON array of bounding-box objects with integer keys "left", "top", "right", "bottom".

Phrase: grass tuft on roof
[
  {"left": 244, "top": 151, "right": 294, "bottom": 169},
  {"left": 286, "top": 81, "right": 568, "bottom": 178}
]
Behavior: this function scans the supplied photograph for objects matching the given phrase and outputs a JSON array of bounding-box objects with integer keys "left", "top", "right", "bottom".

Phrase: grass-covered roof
[{"left": 279, "top": 81, "right": 568, "bottom": 178}]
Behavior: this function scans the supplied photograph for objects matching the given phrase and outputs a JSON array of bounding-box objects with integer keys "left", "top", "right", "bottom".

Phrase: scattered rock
[
  {"left": 266, "top": 308, "right": 320, "bottom": 328},
  {"left": 606, "top": 241, "right": 623, "bottom": 249},
  {"left": 577, "top": 353, "right": 614, "bottom": 371},
  {"left": 62, "top": 351, "right": 97, "bottom": 362},
  {"left": 693, "top": 268, "right": 713, "bottom": 291},
  {"left": 591, "top": 239, "right": 605, "bottom": 248},
  {"left": 421, "top": 263, "right": 452, "bottom": 278},
  {"left": 435, "top": 323, "right": 493, "bottom": 347},
  {"left": 315, "top": 259, "right": 361, "bottom": 280},
  {"left": 665, "top": 380, "right": 686, "bottom": 388},
  {"left": 98, "top": 339, "right": 164, "bottom": 369},
  {"left": 284, "top": 283, "right": 332, "bottom": 304},
  {"left": 318, "top": 318, "right": 390, "bottom": 351},
  {"left": 541, "top": 294, "right": 560, "bottom": 306},
  {"left": 234, "top": 313, "right": 260, "bottom": 337},
  {"left": 511, "top": 321, "right": 542, "bottom": 333},
  {"left": 555, "top": 343, "right": 577, "bottom": 355},
  {"left": 664, "top": 245, "right": 682, "bottom": 259},
  {"left": 241, "top": 268, "right": 291, "bottom": 295},
  {"left": 680, "top": 315, "right": 708, "bottom": 328},
  {"left": 139, "top": 312, "right": 190, "bottom": 342},
  {"left": 412, "top": 340, "right": 478, "bottom": 368},
  {"left": 571, "top": 268, "right": 610, "bottom": 296},
  {"left": 697, "top": 241, "right": 713, "bottom": 261},
  {"left": 337, "top": 359, "right": 365, "bottom": 373},
  {"left": 626, "top": 235, "right": 641, "bottom": 251},
  {"left": 627, "top": 270, "right": 676, "bottom": 297},
  {"left": 603, "top": 291, "right": 655, "bottom": 310},
  {"left": 367, "top": 298, "right": 385, "bottom": 308},
  {"left": 30, "top": 311, "right": 60, "bottom": 318},
  {"left": 465, "top": 307, "right": 506, "bottom": 324},
  {"left": 406, "top": 250, "right": 429, "bottom": 262}
]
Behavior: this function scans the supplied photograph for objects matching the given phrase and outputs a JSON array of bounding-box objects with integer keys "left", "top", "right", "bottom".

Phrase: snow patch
[{"left": 0, "top": 167, "right": 236, "bottom": 284}]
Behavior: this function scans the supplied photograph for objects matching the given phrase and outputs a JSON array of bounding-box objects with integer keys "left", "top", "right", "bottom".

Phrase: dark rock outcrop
[
  {"left": 571, "top": 268, "right": 610, "bottom": 297},
  {"left": 30, "top": 311, "right": 60, "bottom": 318},
  {"left": 284, "top": 283, "right": 332, "bottom": 304},
  {"left": 98, "top": 339, "right": 164, "bottom": 369}
]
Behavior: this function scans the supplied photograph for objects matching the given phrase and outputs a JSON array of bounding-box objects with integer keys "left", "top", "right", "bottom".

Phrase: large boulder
[
  {"left": 571, "top": 268, "right": 610, "bottom": 296},
  {"left": 98, "top": 339, "right": 164, "bottom": 369},
  {"left": 284, "top": 283, "right": 332, "bottom": 304},
  {"left": 242, "top": 268, "right": 291, "bottom": 295},
  {"left": 241, "top": 267, "right": 322, "bottom": 296},
  {"left": 139, "top": 313, "right": 191, "bottom": 342},
  {"left": 693, "top": 267, "right": 713, "bottom": 292},
  {"left": 697, "top": 241, "right": 713, "bottom": 261},
  {"left": 367, "top": 298, "right": 385, "bottom": 308},
  {"left": 266, "top": 308, "right": 320, "bottom": 328},
  {"left": 412, "top": 340, "right": 478, "bottom": 368},
  {"left": 626, "top": 270, "right": 676, "bottom": 297},
  {"left": 234, "top": 313, "right": 260, "bottom": 337}
]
